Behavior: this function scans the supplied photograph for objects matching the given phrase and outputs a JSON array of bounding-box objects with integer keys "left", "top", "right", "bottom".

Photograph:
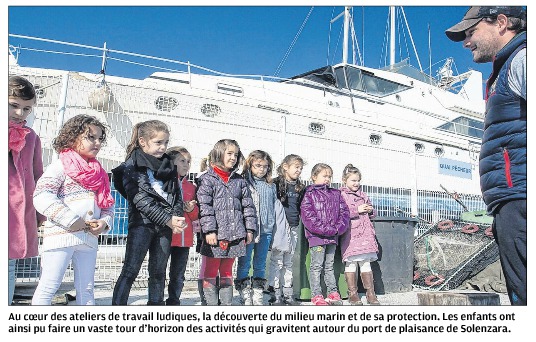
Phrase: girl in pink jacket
[
  {"left": 8, "top": 76, "right": 44, "bottom": 305},
  {"left": 339, "top": 164, "right": 380, "bottom": 305}
]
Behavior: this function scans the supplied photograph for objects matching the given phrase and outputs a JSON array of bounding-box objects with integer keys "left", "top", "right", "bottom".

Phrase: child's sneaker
[
  {"left": 325, "top": 292, "right": 343, "bottom": 305},
  {"left": 311, "top": 294, "right": 329, "bottom": 306}
]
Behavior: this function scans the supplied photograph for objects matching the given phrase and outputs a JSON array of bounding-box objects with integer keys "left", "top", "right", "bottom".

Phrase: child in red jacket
[{"left": 166, "top": 146, "right": 199, "bottom": 305}]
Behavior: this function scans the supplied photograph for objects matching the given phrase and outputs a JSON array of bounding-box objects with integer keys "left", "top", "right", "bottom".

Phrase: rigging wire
[
  {"left": 350, "top": 13, "right": 363, "bottom": 66},
  {"left": 380, "top": 9, "right": 390, "bottom": 68},
  {"left": 326, "top": 7, "right": 336, "bottom": 66},
  {"left": 400, "top": 6, "right": 424, "bottom": 72},
  {"left": 274, "top": 6, "right": 314, "bottom": 77},
  {"left": 398, "top": 9, "right": 411, "bottom": 66},
  {"left": 331, "top": 22, "right": 343, "bottom": 65}
]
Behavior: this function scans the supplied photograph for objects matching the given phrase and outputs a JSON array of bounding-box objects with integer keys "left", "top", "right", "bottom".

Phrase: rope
[{"left": 274, "top": 6, "right": 314, "bottom": 77}]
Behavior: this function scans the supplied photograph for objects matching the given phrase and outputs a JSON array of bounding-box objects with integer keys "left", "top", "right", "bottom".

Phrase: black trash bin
[
  {"left": 371, "top": 216, "right": 418, "bottom": 294},
  {"left": 292, "top": 216, "right": 418, "bottom": 300},
  {"left": 292, "top": 221, "right": 348, "bottom": 300}
]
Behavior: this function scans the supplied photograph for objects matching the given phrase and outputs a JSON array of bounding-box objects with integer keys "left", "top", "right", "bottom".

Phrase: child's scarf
[
  {"left": 59, "top": 148, "right": 115, "bottom": 209},
  {"left": 8, "top": 121, "right": 30, "bottom": 153},
  {"left": 213, "top": 166, "right": 230, "bottom": 183},
  {"left": 131, "top": 148, "right": 176, "bottom": 193}
]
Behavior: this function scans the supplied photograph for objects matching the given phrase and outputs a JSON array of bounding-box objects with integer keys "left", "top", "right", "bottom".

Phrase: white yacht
[{"left": 9, "top": 6, "right": 486, "bottom": 223}]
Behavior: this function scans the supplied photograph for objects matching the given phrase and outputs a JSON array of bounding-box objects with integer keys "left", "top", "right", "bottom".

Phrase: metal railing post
[{"left": 52, "top": 72, "right": 70, "bottom": 160}]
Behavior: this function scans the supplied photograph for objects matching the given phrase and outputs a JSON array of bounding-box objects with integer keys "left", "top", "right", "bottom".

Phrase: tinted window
[{"left": 437, "top": 116, "right": 484, "bottom": 139}]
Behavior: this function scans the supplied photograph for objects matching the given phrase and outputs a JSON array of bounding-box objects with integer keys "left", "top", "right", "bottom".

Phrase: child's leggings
[
  {"left": 344, "top": 260, "right": 372, "bottom": 273},
  {"left": 201, "top": 256, "right": 234, "bottom": 285}
]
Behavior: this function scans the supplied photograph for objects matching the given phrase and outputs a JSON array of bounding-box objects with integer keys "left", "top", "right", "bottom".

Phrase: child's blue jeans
[
  {"left": 236, "top": 233, "right": 272, "bottom": 281},
  {"left": 309, "top": 244, "right": 337, "bottom": 297}
]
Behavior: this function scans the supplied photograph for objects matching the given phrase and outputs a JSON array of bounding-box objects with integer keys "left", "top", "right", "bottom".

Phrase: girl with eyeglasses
[{"left": 235, "top": 150, "right": 280, "bottom": 305}]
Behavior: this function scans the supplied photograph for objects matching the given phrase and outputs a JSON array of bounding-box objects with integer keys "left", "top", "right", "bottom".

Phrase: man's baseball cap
[{"left": 445, "top": 6, "right": 527, "bottom": 42}]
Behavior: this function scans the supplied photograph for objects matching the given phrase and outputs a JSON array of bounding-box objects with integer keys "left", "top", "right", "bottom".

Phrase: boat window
[
  {"left": 154, "top": 96, "right": 178, "bottom": 111},
  {"left": 437, "top": 116, "right": 484, "bottom": 139},
  {"left": 334, "top": 67, "right": 349, "bottom": 89},
  {"left": 200, "top": 104, "right": 221, "bottom": 117},
  {"left": 361, "top": 71, "right": 409, "bottom": 97},
  {"left": 415, "top": 142, "right": 425, "bottom": 153},
  {"left": 434, "top": 147, "right": 445, "bottom": 157},
  {"left": 343, "top": 67, "right": 409, "bottom": 97},
  {"left": 308, "top": 122, "right": 325, "bottom": 135},
  {"left": 369, "top": 134, "right": 382, "bottom": 145}
]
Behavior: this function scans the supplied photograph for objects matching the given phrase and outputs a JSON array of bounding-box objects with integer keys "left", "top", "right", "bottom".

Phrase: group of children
[{"left": 9, "top": 76, "right": 381, "bottom": 306}]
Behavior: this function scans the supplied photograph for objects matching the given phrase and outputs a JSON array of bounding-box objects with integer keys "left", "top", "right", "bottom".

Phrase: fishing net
[{"left": 413, "top": 219, "right": 499, "bottom": 291}]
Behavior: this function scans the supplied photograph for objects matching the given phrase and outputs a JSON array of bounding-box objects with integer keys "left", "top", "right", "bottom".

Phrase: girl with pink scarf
[{"left": 32, "top": 114, "right": 114, "bottom": 305}]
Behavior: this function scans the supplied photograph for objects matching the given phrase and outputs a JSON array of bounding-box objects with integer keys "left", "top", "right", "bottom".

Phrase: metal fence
[{"left": 15, "top": 183, "right": 486, "bottom": 285}]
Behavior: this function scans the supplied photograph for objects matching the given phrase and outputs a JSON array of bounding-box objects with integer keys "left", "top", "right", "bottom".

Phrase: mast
[
  {"left": 389, "top": 6, "right": 396, "bottom": 67},
  {"left": 343, "top": 6, "right": 350, "bottom": 64},
  {"left": 332, "top": 6, "right": 351, "bottom": 64}
]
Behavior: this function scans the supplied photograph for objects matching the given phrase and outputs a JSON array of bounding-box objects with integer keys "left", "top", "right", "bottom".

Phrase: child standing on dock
[
  {"left": 196, "top": 139, "right": 257, "bottom": 305},
  {"left": 267, "top": 154, "right": 306, "bottom": 305},
  {"left": 111, "top": 120, "right": 186, "bottom": 305},
  {"left": 235, "top": 150, "right": 278, "bottom": 305},
  {"left": 32, "top": 114, "right": 115, "bottom": 305},
  {"left": 165, "top": 146, "right": 199, "bottom": 305},
  {"left": 8, "top": 76, "right": 44, "bottom": 305},
  {"left": 300, "top": 163, "right": 349, "bottom": 306},
  {"left": 339, "top": 164, "right": 380, "bottom": 305}
]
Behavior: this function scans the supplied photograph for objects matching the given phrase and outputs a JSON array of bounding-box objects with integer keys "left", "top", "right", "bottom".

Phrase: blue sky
[{"left": 8, "top": 5, "right": 492, "bottom": 83}]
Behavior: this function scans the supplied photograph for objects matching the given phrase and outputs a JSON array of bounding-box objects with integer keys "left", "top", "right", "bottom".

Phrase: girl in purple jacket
[
  {"left": 339, "top": 164, "right": 380, "bottom": 305},
  {"left": 300, "top": 163, "right": 349, "bottom": 306}
]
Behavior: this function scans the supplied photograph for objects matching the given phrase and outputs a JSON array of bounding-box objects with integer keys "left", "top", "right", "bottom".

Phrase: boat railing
[{"left": 9, "top": 34, "right": 312, "bottom": 88}]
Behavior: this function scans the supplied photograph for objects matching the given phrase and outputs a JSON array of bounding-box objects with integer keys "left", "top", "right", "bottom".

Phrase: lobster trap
[{"left": 413, "top": 219, "right": 499, "bottom": 291}]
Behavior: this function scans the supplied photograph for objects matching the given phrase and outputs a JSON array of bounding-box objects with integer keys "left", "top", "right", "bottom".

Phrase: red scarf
[
  {"left": 213, "top": 166, "right": 230, "bottom": 183},
  {"left": 59, "top": 149, "right": 115, "bottom": 209},
  {"left": 8, "top": 121, "right": 30, "bottom": 153}
]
